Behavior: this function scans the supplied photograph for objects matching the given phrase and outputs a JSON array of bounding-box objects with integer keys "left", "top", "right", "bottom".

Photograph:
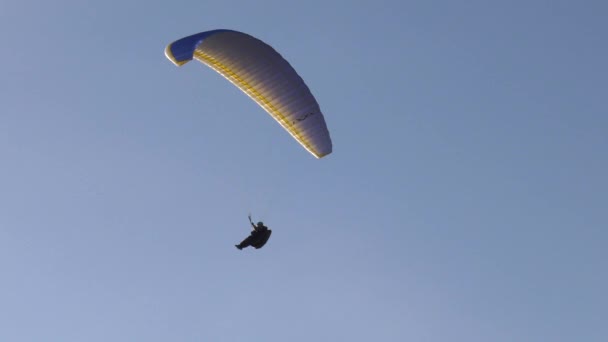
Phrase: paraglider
[
  {"left": 235, "top": 214, "right": 272, "bottom": 250},
  {"left": 165, "top": 29, "right": 332, "bottom": 158}
]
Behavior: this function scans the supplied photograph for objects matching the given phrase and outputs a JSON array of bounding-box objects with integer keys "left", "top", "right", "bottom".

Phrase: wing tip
[
  {"left": 313, "top": 149, "right": 332, "bottom": 159},
  {"left": 164, "top": 44, "right": 189, "bottom": 66}
]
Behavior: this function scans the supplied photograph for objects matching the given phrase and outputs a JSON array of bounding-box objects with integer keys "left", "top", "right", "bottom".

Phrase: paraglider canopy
[{"left": 165, "top": 29, "right": 333, "bottom": 158}]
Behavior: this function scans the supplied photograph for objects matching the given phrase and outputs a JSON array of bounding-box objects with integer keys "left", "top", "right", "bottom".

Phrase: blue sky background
[{"left": 1, "top": 0, "right": 607, "bottom": 341}]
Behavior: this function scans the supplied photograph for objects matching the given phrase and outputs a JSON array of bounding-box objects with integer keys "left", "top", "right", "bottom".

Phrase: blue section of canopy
[{"left": 166, "top": 29, "right": 233, "bottom": 64}]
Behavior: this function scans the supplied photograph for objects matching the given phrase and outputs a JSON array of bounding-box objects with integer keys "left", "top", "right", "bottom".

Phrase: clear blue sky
[{"left": 1, "top": 1, "right": 606, "bottom": 341}]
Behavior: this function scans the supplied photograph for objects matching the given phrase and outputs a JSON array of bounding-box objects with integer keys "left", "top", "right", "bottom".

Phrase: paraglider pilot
[{"left": 235, "top": 214, "right": 272, "bottom": 250}]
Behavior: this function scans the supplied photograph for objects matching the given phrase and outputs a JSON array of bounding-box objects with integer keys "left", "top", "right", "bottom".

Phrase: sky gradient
[{"left": 1, "top": 1, "right": 607, "bottom": 341}]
